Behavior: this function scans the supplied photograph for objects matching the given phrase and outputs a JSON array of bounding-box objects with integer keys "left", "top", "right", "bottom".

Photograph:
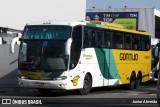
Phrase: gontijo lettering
[{"left": 120, "top": 53, "right": 138, "bottom": 61}]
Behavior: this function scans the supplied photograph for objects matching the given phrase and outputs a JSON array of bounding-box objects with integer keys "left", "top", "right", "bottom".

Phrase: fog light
[
  {"left": 63, "top": 83, "right": 67, "bottom": 86},
  {"left": 58, "top": 84, "right": 62, "bottom": 87},
  {"left": 53, "top": 76, "right": 67, "bottom": 81},
  {"left": 19, "top": 82, "right": 23, "bottom": 85},
  {"left": 20, "top": 76, "right": 28, "bottom": 79}
]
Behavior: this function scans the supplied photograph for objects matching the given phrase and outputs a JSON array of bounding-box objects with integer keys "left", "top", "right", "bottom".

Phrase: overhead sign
[{"left": 86, "top": 12, "right": 138, "bottom": 30}]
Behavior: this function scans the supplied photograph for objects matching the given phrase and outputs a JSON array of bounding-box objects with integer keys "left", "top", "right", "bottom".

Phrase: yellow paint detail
[
  {"left": 112, "top": 49, "right": 151, "bottom": 84},
  {"left": 90, "top": 21, "right": 150, "bottom": 36},
  {"left": 73, "top": 76, "right": 80, "bottom": 86},
  {"left": 21, "top": 71, "right": 52, "bottom": 80},
  {"left": 86, "top": 58, "right": 93, "bottom": 60},
  {"left": 39, "top": 77, "right": 52, "bottom": 80}
]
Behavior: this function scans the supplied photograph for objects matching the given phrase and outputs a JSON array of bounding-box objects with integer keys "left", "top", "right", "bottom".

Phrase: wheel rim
[
  {"left": 137, "top": 79, "right": 140, "bottom": 85},
  {"left": 136, "top": 74, "right": 141, "bottom": 87},
  {"left": 83, "top": 80, "right": 89, "bottom": 90},
  {"left": 130, "top": 80, "right": 135, "bottom": 89}
]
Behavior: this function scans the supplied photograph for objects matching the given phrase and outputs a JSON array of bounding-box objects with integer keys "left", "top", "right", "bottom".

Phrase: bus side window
[
  {"left": 70, "top": 26, "right": 82, "bottom": 69},
  {"left": 125, "top": 34, "right": 132, "bottom": 50},
  {"left": 145, "top": 37, "right": 151, "bottom": 51},
  {"left": 114, "top": 32, "right": 124, "bottom": 49},
  {"left": 110, "top": 31, "right": 116, "bottom": 48},
  {"left": 83, "top": 29, "right": 89, "bottom": 48},
  {"left": 101, "top": 31, "right": 105, "bottom": 48},
  {"left": 105, "top": 31, "right": 110, "bottom": 48},
  {"left": 141, "top": 36, "right": 145, "bottom": 51},
  {"left": 96, "top": 30, "right": 105, "bottom": 48},
  {"left": 83, "top": 27, "right": 95, "bottom": 48},
  {"left": 88, "top": 29, "right": 94, "bottom": 47},
  {"left": 94, "top": 30, "right": 98, "bottom": 47},
  {"left": 132, "top": 35, "right": 140, "bottom": 50}
]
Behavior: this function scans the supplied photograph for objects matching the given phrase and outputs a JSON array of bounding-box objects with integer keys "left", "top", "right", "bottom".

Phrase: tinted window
[
  {"left": 111, "top": 32, "right": 124, "bottom": 49},
  {"left": 132, "top": 35, "right": 140, "bottom": 50},
  {"left": 70, "top": 26, "right": 82, "bottom": 69},
  {"left": 83, "top": 26, "right": 150, "bottom": 51},
  {"left": 23, "top": 26, "right": 72, "bottom": 40},
  {"left": 125, "top": 34, "right": 132, "bottom": 50}
]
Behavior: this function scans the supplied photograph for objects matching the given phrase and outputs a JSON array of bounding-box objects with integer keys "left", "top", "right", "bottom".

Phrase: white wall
[{"left": 0, "top": 0, "right": 86, "bottom": 30}]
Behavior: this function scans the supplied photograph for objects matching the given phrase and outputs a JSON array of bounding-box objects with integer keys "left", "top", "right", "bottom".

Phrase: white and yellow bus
[{"left": 18, "top": 21, "right": 151, "bottom": 95}]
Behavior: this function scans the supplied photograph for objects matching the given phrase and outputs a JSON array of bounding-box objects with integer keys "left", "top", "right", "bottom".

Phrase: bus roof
[
  {"left": 26, "top": 20, "right": 150, "bottom": 36},
  {"left": 26, "top": 20, "right": 86, "bottom": 26}
]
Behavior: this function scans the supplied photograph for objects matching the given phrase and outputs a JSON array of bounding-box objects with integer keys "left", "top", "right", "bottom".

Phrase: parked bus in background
[
  {"left": 151, "top": 38, "right": 160, "bottom": 81},
  {"left": 18, "top": 21, "right": 151, "bottom": 95}
]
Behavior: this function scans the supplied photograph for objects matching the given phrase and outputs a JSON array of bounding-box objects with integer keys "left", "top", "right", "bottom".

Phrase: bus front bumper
[{"left": 18, "top": 78, "right": 70, "bottom": 90}]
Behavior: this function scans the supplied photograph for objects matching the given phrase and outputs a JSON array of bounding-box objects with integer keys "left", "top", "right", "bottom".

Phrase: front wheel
[{"left": 78, "top": 75, "right": 92, "bottom": 95}]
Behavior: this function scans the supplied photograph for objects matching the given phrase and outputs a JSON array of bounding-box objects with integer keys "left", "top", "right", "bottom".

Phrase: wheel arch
[
  {"left": 137, "top": 71, "right": 142, "bottom": 78},
  {"left": 130, "top": 71, "right": 136, "bottom": 80},
  {"left": 80, "top": 72, "right": 93, "bottom": 88},
  {"left": 78, "top": 72, "right": 93, "bottom": 95}
]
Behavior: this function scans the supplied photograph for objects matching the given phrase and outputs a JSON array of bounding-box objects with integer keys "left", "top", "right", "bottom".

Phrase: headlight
[
  {"left": 19, "top": 76, "right": 29, "bottom": 79},
  {"left": 53, "top": 76, "right": 67, "bottom": 81},
  {"left": 18, "top": 72, "right": 29, "bottom": 79}
]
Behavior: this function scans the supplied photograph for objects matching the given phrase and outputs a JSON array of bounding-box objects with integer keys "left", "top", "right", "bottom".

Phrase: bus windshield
[
  {"left": 18, "top": 26, "right": 72, "bottom": 71},
  {"left": 23, "top": 26, "right": 72, "bottom": 39}
]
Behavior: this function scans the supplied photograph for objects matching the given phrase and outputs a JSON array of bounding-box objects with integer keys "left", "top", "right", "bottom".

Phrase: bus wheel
[
  {"left": 78, "top": 75, "right": 92, "bottom": 95},
  {"left": 130, "top": 74, "right": 136, "bottom": 90},
  {"left": 134, "top": 74, "right": 141, "bottom": 89},
  {"left": 38, "top": 89, "right": 52, "bottom": 95}
]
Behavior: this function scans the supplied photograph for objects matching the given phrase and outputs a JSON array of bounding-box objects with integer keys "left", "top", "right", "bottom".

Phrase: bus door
[
  {"left": 103, "top": 30, "right": 110, "bottom": 86},
  {"left": 83, "top": 27, "right": 104, "bottom": 87},
  {"left": 108, "top": 31, "right": 123, "bottom": 86},
  {"left": 95, "top": 29, "right": 110, "bottom": 86}
]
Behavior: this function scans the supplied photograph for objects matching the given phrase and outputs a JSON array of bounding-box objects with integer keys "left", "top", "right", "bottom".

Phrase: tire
[
  {"left": 38, "top": 89, "right": 52, "bottom": 95},
  {"left": 78, "top": 75, "right": 92, "bottom": 95},
  {"left": 130, "top": 74, "right": 136, "bottom": 90},
  {"left": 130, "top": 79, "right": 135, "bottom": 90},
  {"left": 134, "top": 74, "right": 141, "bottom": 89}
]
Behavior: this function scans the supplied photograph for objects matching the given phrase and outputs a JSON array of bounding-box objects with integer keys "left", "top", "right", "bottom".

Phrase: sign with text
[{"left": 86, "top": 12, "right": 138, "bottom": 30}]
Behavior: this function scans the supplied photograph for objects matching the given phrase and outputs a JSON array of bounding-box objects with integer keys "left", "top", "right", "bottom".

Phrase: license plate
[{"left": 35, "top": 83, "right": 44, "bottom": 87}]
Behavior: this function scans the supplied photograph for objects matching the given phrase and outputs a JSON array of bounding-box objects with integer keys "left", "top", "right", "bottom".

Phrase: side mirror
[
  {"left": 65, "top": 38, "right": 72, "bottom": 55},
  {"left": 10, "top": 33, "right": 22, "bottom": 53}
]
